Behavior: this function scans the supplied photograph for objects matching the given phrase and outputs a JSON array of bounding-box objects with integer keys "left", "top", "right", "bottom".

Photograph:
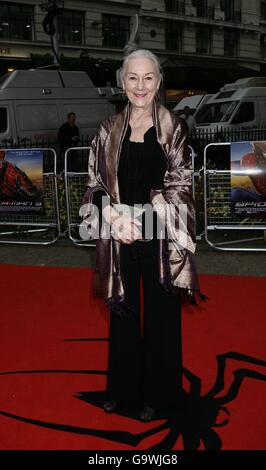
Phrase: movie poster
[
  {"left": 0, "top": 149, "right": 44, "bottom": 213},
  {"left": 231, "top": 141, "right": 266, "bottom": 215}
]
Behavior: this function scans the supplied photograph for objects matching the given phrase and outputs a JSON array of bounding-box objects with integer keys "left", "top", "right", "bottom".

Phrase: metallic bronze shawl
[{"left": 83, "top": 100, "right": 199, "bottom": 310}]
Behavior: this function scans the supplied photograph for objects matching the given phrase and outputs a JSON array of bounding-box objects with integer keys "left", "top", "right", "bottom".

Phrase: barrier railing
[
  {"left": 203, "top": 142, "right": 266, "bottom": 251},
  {"left": 64, "top": 147, "right": 93, "bottom": 246},
  {"left": 0, "top": 148, "right": 60, "bottom": 245},
  {"left": 2, "top": 142, "right": 264, "bottom": 252}
]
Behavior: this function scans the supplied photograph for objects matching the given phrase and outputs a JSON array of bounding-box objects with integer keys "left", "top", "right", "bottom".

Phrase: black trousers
[{"left": 106, "top": 239, "right": 182, "bottom": 409}]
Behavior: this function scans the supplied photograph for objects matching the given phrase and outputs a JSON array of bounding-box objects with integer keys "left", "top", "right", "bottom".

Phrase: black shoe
[
  {"left": 139, "top": 405, "right": 157, "bottom": 422},
  {"left": 103, "top": 400, "right": 118, "bottom": 413}
]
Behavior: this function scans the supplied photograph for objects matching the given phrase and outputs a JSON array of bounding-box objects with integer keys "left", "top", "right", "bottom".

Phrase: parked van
[
  {"left": 0, "top": 70, "right": 118, "bottom": 145},
  {"left": 195, "top": 77, "right": 266, "bottom": 131}
]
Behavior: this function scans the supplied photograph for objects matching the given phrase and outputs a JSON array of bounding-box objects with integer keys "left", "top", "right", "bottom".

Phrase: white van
[
  {"left": 195, "top": 77, "right": 266, "bottom": 131},
  {"left": 0, "top": 70, "right": 118, "bottom": 145}
]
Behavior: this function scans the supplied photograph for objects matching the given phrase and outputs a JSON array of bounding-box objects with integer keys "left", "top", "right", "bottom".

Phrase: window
[
  {"left": 196, "top": 25, "right": 212, "bottom": 54},
  {"left": 196, "top": 101, "right": 238, "bottom": 124},
  {"left": 220, "top": 0, "right": 241, "bottom": 23},
  {"left": 0, "top": 108, "right": 8, "bottom": 134},
  {"left": 192, "top": 0, "right": 214, "bottom": 19},
  {"left": 58, "top": 10, "right": 84, "bottom": 45},
  {"left": 165, "top": 1, "right": 185, "bottom": 15},
  {"left": 17, "top": 105, "right": 59, "bottom": 131},
  {"left": 102, "top": 14, "right": 129, "bottom": 48},
  {"left": 231, "top": 102, "right": 255, "bottom": 124},
  {"left": 224, "top": 29, "right": 239, "bottom": 56},
  {"left": 261, "top": 1, "right": 266, "bottom": 21},
  {"left": 0, "top": 2, "right": 33, "bottom": 41},
  {"left": 216, "top": 91, "right": 236, "bottom": 99},
  {"left": 165, "top": 21, "right": 182, "bottom": 51},
  {"left": 261, "top": 34, "right": 266, "bottom": 58}
]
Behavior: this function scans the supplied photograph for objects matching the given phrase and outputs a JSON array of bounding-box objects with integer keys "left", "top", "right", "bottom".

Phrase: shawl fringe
[
  {"left": 104, "top": 297, "right": 137, "bottom": 318},
  {"left": 104, "top": 286, "right": 207, "bottom": 318},
  {"left": 163, "top": 284, "right": 208, "bottom": 305},
  {"left": 162, "top": 270, "right": 208, "bottom": 305},
  {"left": 180, "top": 288, "right": 208, "bottom": 305}
]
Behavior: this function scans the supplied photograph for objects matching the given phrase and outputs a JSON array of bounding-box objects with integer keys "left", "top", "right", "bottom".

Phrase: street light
[{"left": 39, "top": 0, "right": 65, "bottom": 66}]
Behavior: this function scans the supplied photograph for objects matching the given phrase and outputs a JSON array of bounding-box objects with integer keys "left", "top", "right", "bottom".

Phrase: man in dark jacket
[{"left": 57, "top": 112, "right": 80, "bottom": 153}]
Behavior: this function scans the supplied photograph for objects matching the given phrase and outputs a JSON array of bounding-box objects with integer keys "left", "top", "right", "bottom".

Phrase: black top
[{"left": 118, "top": 124, "right": 167, "bottom": 205}]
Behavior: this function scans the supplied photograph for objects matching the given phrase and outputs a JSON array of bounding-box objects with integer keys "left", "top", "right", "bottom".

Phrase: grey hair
[{"left": 120, "top": 49, "right": 163, "bottom": 83}]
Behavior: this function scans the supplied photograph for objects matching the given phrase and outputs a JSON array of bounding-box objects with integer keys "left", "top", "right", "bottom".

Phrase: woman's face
[{"left": 122, "top": 57, "right": 161, "bottom": 111}]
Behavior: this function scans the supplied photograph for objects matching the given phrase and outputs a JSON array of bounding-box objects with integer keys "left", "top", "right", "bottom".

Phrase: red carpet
[{"left": 0, "top": 264, "right": 265, "bottom": 450}]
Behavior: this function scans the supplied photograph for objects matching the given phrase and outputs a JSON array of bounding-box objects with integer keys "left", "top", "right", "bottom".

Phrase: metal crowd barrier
[
  {"left": 64, "top": 146, "right": 93, "bottom": 246},
  {"left": 203, "top": 142, "right": 266, "bottom": 251},
  {"left": 0, "top": 148, "right": 60, "bottom": 245},
  {"left": 64, "top": 145, "right": 197, "bottom": 247},
  {"left": 2, "top": 141, "right": 265, "bottom": 251}
]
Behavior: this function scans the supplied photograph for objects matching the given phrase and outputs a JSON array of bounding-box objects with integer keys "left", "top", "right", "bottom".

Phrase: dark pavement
[{"left": 0, "top": 239, "right": 265, "bottom": 277}]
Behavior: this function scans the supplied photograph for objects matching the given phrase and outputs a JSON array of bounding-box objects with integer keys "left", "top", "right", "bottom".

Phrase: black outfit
[
  {"left": 105, "top": 124, "right": 182, "bottom": 410},
  {"left": 57, "top": 121, "right": 80, "bottom": 172},
  {"left": 57, "top": 122, "right": 79, "bottom": 153},
  {"left": 118, "top": 125, "right": 167, "bottom": 206}
]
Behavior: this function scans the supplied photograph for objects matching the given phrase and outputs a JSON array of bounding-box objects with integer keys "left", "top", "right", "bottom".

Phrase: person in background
[
  {"left": 58, "top": 112, "right": 80, "bottom": 153},
  {"left": 179, "top": 106, "right": 196, "bottom": 132},
  {"left": 82, "top": 49, "right": 201, "bottom": 423}
]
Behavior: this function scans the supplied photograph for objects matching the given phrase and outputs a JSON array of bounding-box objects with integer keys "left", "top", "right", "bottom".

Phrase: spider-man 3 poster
[
  {"left": 231, "top": 141, "right": 266, "bottom": 215},
  {"left": 0, "top": 149, "right": 43, "bottom": 213}
]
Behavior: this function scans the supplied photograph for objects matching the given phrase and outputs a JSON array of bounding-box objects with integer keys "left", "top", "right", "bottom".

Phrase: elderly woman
[{"left": 82, "top": 49, "right": 200, "bottom": 422}]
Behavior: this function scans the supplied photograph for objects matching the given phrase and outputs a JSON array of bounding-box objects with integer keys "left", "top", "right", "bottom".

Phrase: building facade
[{"left": 1, "top": 0, "right": 266, "bottom": 104}]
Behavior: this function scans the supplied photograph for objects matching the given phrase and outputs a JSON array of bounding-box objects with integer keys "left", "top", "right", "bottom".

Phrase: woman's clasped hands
[{"left": 102, "top": 204, "right": 142, "bottom": 244}]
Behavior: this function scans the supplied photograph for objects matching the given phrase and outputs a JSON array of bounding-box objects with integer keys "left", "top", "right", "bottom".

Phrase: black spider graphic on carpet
[{"left": 0, "top": 351, "right": 265, "bottom": 450}]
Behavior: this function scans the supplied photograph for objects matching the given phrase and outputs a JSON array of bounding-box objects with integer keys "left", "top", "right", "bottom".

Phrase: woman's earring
[
  {"left": 156, "top": 89, "right": 160, "bottom": 100},
  {"left": 122, "top": 91, "right": 127, "bottom": 100}
]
